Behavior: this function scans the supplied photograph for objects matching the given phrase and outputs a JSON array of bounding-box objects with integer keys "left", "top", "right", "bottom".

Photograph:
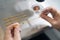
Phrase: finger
[
  {"left": 4, "top": 31, "right": 13, "bottom": 40},
  {"left": 44, "top": 7, "right": 58, "bottom": 18},
  {"left": 10, "top": 23, "right": 20, "bottom": 37},
  {"left": 6, "top": 23, "right": 20, "bottom": 37},
  {"left": 40, "top": 7, "right": 58, "bottom": 24},
  {"left": 14, "top": 23, "right": 21, "bottom": 40},
  {"left": 6, "top": 22, "right": 19, "bottom": 30},
  {"left": 40, "top": 13, "right": 55, "bottom": 24},
  {"left": 5, "top": 23, "right": 18, "bottom": 37}
]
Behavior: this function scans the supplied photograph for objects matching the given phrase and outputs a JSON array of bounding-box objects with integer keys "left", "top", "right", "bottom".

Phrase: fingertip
[
  {"left": 7, "top": 22, "right": 20, "bottom": 29},
  {"left": 12, "top": 22, "right": 20, "bottom": 28},
  {"left": 14, "top": 22, "right": 20, "bottom": 26}
]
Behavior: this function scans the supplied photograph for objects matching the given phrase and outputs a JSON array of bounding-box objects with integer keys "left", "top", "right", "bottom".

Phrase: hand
[
  {"left": 40, "top": 7, "right": 60, "bottom": 30},
  {"left": 4, "top": 23, "right": 21, "bottom": 40}
]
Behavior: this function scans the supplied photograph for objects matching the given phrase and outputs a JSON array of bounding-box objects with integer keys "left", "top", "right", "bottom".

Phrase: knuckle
[{"left": 52, "top": 21, "right": 58, "bottom": 25}]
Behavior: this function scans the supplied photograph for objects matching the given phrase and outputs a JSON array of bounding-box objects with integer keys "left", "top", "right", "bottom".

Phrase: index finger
[
  {"left": 42, "top": 7, "right": 58, "bottom": 18},
  {"left": 40, "top": 7, "right": 58, "bottom": 24}
]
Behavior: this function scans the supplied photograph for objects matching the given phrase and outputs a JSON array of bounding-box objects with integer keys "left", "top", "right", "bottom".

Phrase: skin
[
  {"left": 4, "top": 7, "right": 60, "bottom": 40},
  {"left": 40, "top": 7, "right": 60, "bottom": 30},
  {"left": 4, "top": 23, "right": 21, "bottom": 40}
]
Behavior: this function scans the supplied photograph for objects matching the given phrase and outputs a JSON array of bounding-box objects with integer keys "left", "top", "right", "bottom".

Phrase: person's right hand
[
  {"left": 40, "top": 7, "right": 60, "bottom": 30},
  {"left": 4, "top": 23, "right": 21, "bottom": 40}
]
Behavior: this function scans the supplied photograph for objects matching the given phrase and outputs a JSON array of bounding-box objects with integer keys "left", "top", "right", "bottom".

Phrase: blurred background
[{"left": 0, "top": 0, "right": 60, "bottom": 40}]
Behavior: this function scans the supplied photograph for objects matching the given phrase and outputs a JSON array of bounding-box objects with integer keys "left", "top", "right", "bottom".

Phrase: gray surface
[{"left": 44, "top": 27, "right": 60, "bottom": 40}]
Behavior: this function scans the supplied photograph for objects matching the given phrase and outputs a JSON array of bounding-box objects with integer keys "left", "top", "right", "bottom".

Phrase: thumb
[{"left": 13, "top": 23, "right": 21, "bottom": 40}]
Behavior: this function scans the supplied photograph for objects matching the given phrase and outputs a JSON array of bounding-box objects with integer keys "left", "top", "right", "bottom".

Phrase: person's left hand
[{"left": 4, "top": 23, "right": 21, "bottom": 40}]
